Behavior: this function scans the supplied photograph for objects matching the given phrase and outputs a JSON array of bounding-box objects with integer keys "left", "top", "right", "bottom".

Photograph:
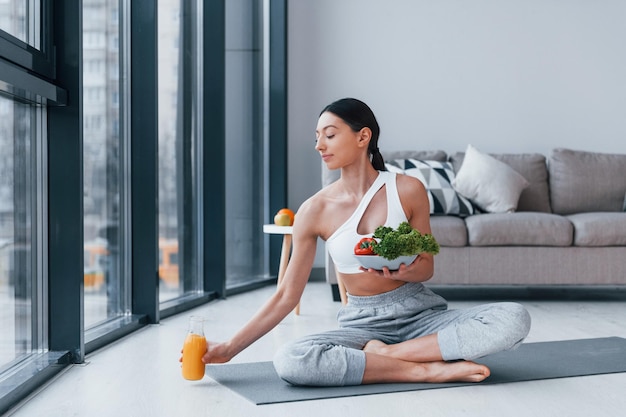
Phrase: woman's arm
[{"left": 201, "top": 203, "right": 319, "bottom": 364}]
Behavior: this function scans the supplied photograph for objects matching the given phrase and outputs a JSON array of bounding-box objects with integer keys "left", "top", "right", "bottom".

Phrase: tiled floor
[{"left": 6, "top": 282, "right": 626, "bottom": 417}]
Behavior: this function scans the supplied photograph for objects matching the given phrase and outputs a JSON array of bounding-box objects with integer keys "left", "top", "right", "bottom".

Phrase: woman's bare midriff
[{"left": 338, "top": 272, "right": 407, "bottom": 297}]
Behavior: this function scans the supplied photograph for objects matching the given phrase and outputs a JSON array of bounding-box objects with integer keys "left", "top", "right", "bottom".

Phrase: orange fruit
[
  {"left": 276, "top": 208, "right": 295, "bottom": 226},
  {"left": 274, "top": 213, "right": 292, "bottom": 226}
]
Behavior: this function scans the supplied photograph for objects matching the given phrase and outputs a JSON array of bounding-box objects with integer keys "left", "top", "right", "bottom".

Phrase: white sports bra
[{"left": 326, "top": 171, "right": 408, "bottom": 274}]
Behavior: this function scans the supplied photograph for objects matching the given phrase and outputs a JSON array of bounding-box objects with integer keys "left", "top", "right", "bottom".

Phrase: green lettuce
[{"left": 371, "top": 221, "right": 440, "bottom": 260}]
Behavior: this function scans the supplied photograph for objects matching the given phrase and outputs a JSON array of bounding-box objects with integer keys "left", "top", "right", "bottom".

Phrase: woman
[{"left": 201, "top": 98, "right": 531, "bottom": 386}]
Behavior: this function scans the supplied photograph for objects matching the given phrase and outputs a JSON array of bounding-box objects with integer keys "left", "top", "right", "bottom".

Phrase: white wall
[{"left": 287, "top": 0, "right": 626, "bottom": 268}]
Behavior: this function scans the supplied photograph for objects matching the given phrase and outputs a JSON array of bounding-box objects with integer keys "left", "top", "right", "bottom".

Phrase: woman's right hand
[{"left": 201, "top": 341, "right": 234, "bottom": 364}]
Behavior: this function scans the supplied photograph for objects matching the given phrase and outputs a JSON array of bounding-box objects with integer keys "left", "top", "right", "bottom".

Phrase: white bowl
[{"left": 355, "top": 254, "right": 418, "bottom": 271}]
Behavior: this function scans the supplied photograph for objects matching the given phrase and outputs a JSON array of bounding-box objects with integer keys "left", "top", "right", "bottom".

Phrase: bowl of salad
[
  {"left": 353, "top": 222, "right": 440, "bottom": 271},
  {"left": 355, "top": 253, "right": 418, "bottom": 271}
]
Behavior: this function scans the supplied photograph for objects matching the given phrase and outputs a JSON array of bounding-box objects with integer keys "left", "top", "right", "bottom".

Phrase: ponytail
[{"left": 369, "top": 145, "right": 386, "bottom": 171}]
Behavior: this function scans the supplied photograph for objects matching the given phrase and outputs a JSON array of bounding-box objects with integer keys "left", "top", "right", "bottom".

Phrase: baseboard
[
  {"left": 427, "top": 285, "right": 626, "bottom": 301},
  {"left": 326, "top": 284, "right": 626, "bottom": 303}
]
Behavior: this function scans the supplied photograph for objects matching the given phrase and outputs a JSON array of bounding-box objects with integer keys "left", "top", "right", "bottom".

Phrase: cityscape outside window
[
  {"left": 0, "top": 0, "right": 46, "bottom": 382},
  {"left": 0, "top": 1, "right": 39, "bottom": 47},
  {"left": 158, "top": 0, "right": 202, "bottom": 301},
  {"left": 82, "top": 0, "right": 127, "bottom": 326},
  {"left": 224, "top": 0, "right": 269, "bottom": 289},
  {"left": 0, "top": 96, "right": 42, "bottom": 374}
]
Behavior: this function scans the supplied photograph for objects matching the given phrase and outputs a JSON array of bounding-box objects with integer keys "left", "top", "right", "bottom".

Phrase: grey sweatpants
[{"left": 273, "top": 282, "right": 531, "bottom": 386}]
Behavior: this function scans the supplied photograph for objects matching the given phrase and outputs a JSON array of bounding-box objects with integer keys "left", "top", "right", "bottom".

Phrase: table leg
[{"left": 276, "top": 234, "right": 299, "bottom": 314}]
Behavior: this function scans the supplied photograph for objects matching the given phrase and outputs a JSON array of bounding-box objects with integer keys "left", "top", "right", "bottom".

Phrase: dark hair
[{"left": 320, "top": 98, "right": 386, "bottom": 171}]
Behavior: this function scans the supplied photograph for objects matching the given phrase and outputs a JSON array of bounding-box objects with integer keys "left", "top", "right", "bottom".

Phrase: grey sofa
[{"left": 323, "top": 148, "right": 626, "bottom": 290}]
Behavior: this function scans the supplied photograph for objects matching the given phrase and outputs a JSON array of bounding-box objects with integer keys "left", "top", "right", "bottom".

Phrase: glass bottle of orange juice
[{"left": 182, "top": 316, "right": 207, "bottom": 380}]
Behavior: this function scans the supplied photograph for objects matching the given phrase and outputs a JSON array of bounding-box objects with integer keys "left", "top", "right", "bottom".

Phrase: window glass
[
  {"left": 0, "top": 96, "right": 40, "bottom": 372},
  {"left": 158, "top": 0, "right": 202, "bottom": 302},
  {"left": 0, "top": 0, "right": 41, "bottom": 48},
  {"left": 224, "top": 0, "right": 268, "bottom": 289},
  {"left": 82, "top": 0, "right": 127, "bottom": 327}
]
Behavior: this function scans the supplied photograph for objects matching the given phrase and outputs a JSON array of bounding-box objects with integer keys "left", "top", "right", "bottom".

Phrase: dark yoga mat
[{"left": 205, "top": 337, "right": 626, "bottom": 405}]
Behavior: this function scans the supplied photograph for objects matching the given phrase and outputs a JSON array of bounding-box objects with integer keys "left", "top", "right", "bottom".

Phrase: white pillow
[{"left": 452, "top": 145, "right": 529, "bottom": 213}]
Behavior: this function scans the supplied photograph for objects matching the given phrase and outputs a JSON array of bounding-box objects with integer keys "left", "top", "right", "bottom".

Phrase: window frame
[
  {"left": 0, "top": 2, "right": 63, "bottom": 105},
  {"left": 0, "top": 0, "right": 55, "bottom": 76}
]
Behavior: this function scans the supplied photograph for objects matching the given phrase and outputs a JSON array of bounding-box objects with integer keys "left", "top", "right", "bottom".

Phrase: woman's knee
[
  {"left": 499, "top": 302, "right": 532, "bottom": 344},
  {"left": 273, "top": 339, "right": 365, "bottom": 386},
  {"left": 273, "top": 341, "right": 318, "bottom": 386}
]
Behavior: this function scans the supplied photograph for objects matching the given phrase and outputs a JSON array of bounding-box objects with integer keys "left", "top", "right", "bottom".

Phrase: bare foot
[
  {"left": 363, "top": 339, "right": 490, "bottom": 383},
  {"left": 417, "top": 360, "right": 490, "bottom": 383}
]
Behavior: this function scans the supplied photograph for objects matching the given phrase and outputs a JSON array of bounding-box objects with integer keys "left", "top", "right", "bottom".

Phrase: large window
[
  {"left": 82, "top": 0, "right": 129, "bottom": 328},
  {"left": 0, "top": 1, "right": 287, "bottom": 412},
  {"left": 0, "top": 93, "right": 46, "bottom": 384},
  {"left": 224, "top": 0, "right": 269, "bottom": 290},
  {"left": 0, "top": 0, "right": 48, "bottom": 399},
  {"left": 157, "top": 0, "right": 203, "bottom": 303}
]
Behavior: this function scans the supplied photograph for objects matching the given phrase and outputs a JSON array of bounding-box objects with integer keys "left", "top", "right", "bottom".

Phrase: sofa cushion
[
  {"left": 450, "top": 151, "right": 552, "bottom": 213},
  {"left": 451, "top": 145, "right": 529, "bottom": 213},
  {"left": 386, "top": 159, "right": 474, "bottom": 216},
  {"left": 567, "top": 213, "right": 626, "bottom": 246},
  {"left": 465, "top": 212, "right": 573, "bottom": 246},
  {"left": 429, "top": 216, "right": 468, "bottom": 247},
  {"left": 549, "top": 148, "right": 626, "bottom": 214}
]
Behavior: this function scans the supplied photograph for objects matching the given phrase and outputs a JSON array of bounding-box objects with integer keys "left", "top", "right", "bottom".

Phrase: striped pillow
[{"left": 385, "top": 159, "right": 475, "bottom": 216}]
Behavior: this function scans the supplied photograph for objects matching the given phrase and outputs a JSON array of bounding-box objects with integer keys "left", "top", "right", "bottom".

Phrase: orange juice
[{"left": 182, "top": 333, "right": 207, "bottom": 380}]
